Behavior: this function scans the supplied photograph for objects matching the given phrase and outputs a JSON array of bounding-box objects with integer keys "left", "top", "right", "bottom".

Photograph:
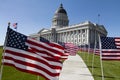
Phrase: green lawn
[
  {"left": 0, "top": 46, "right": 45, "bottom": 80},
  {"left": 78, "top": 51, "right": 120, "bottom": 80}
]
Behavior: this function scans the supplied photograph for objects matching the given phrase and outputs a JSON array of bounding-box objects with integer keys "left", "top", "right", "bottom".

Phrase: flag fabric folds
[
  {"left": 58, "top": 42, "right": 78, "bottom": 56},
  {"left": 40, "top": 37, "right": 69, "bottom": 60},
  {"left": 3, "top": 27, "right": 65, "bottom": 80},
  {"left": 100, "top": 37, "right": 120, "bottom": 60}
]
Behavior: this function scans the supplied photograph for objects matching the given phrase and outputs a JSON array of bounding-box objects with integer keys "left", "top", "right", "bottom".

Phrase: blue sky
[{"left": 0, "top": 0, "right": 120, "bottom": 45}]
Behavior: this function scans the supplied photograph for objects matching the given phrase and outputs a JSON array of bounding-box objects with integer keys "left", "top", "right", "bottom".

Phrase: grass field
[
  {"left": 0, "top": 46, "right": 45, "bottom": 80},
  {"left": 78, "top": 51, "right": 120, "bottom": 80}
]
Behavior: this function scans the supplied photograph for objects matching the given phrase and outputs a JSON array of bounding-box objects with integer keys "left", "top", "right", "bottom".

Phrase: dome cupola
[
  {"left": 52, "top": 4, "right": 69, "bottom": 28},
  {"left": 55, "top": 4, "right": 67, "bottom": 15}
]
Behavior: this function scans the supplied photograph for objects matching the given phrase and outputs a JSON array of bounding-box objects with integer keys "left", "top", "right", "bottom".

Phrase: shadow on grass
[
  {"left": 79, "top": 74, "right": 94, "bottom": 77},
  {"left": 82, "top": 66, "right": 99, "bottom": 68},
  {"left": 93, "top": 74, "right": 117, "bottom": 79},
  {"left": 87, "top": 65, "right": 99, "bottom": 68}
]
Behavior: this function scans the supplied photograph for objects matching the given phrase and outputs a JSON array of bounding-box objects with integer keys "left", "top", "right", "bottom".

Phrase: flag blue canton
[
  {"left": 101, "top": 37, "right": 117, "bottom": 49},
  {"left": 6, "top": 27, "right": 28, "bottom": 50},
  {"left": 58, "top": 41, "right": 65, "bottom": 47}
]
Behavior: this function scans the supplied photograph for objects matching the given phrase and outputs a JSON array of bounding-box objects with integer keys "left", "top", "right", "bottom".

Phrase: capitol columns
[
  {"left": 51, "top": 28, "right": 57, "bottom": 42},
  {"left": 86, "top": 28, "right": 89, "bottom": 45}
]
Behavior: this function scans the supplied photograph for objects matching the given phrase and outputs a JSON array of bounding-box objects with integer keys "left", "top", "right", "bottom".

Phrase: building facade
[{"left": 30, "top": 4, "right": 107, "bottom": 47}]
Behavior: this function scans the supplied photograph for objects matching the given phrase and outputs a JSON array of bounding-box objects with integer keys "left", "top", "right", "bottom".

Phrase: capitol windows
[
  {"left": 67, "top": 31, "right": 70, "bottom": 35},
  {"left": 79, "top": 39, "right": 81, "bottom": 42},
  {"left": 74, "top": 30, "right": 76, "bottom": 34},
  {"left": 53, "top": 20, "right": 57, "bottom": 26},
  {"left": 54, "top": 20, "right": 57, "bottom": 23},
  {"left": 83, "top": 39, "right": 86, "bottom": 44},
  {"left": 70, "top": 31, "right": 73, "bottom": 34},
  {"left": 79, "top": 34, "right": 81, "bottom": 38},
  {"left": 82, "top": 33, "right": 86, "bottom": 38},
  {"left": 75, "top": 36, "right": 77, "bottom": 38},
  {"left": 82, "top": 29, "right": 85, "bottom": 33},
  {"left": 74, "top": 40, "right": 77, "bottom": 44},
  {"left": 61, "top": 20, "right": 64, "bottom": 25},
  {"left": 78, "top": 30, "right": 81, "bottom": 33}
]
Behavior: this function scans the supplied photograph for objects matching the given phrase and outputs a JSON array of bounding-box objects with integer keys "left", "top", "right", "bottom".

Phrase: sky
[{"left": 0, "top": 0, "right": 120, "bottom": 45}]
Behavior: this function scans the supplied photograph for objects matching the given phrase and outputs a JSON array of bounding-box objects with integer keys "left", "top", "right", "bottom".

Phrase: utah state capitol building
[{"left": 30, "top": 4, "right": 107, "bottom": 48}]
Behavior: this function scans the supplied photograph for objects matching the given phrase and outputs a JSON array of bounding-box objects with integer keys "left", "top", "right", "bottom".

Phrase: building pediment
[{"left": 38, "top": 28, "right": 50, "bottom": 34}]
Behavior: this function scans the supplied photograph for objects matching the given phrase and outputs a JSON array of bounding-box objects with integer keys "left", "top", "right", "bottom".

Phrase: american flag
[
  {"left": 39, "top": 37, "right": 69, "bottom": 60},
  {"left": 13, "top": 23, "right": 17, "bottom": 29},
  {"left": 58, "top": 41, "right": 78, "bottom": 56},
  {"left": 94, "top": 48, "right": 100, "bottom": 55},
  {"left": 64, "top": 43, "right": 79, "bottom": 56},
  {"left": 101, "top": 37, "right": 120, "bottom": 60},
  {"left": 3, "top": 27, "right": 64, "bottom": 80}
]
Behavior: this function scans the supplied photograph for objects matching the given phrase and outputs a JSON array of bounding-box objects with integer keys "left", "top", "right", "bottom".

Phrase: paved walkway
[{"left": 59, "top": 54, "right": 94, "bottom": 80}]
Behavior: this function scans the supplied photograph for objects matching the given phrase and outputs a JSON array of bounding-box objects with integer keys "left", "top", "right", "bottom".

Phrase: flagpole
[
  {"left": 87, "top": 28, "right": 90, "bottom": 64},
  {"left": 92, "top": 39, "right": 96, "bottom": 74},
  {"left": 80, "top": 30, "right": 82, "bottom": 54},
  {"left": 0, "top": 22, "right": 10, "bottom": 80},
  {"left": 98, "top": 34, "right": 104, "bottom": 80},
  {"left": 37, "top": 76, "right": 39, "bottom": 80},
  {"left": 87, "top": 42, "right": 90, "bottom": 64},
  {"left": 91, "top": 29, "right": 97, "bottom": 74},
  {"left": 98, "top": 14, "right": 100, "bottom": 24}
]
